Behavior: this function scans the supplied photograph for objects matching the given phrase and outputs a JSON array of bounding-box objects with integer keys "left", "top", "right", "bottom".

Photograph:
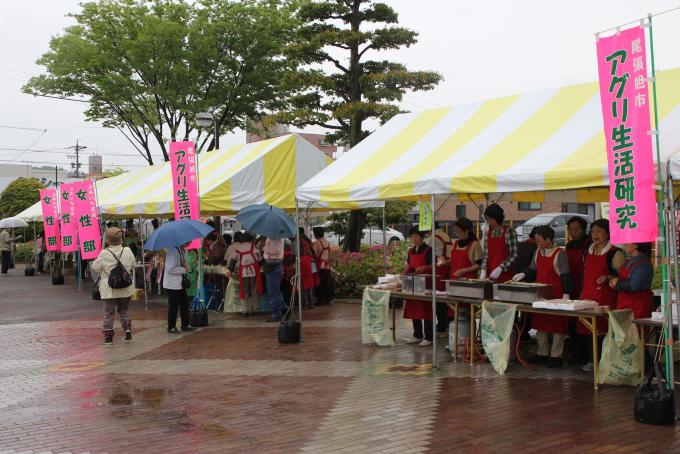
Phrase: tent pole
[
  {"left": 382, "top": 204, "right": 387, "bottom": 275},
  {"left": 649, "top": 14, "right": 674, "bottom": 384},
  {"left": 33, "top": 222, "right": 37, "bottom": 272},
  {"left": 431, "top": 194, "right": 438, "bottom": 369},
  {"left": 140, "top": 216, "right": 149, "bottom": 311},
  {"left": 295, "top": 199, "right": 303, "bottom": 339},
  {"left": 664, "top": 172, "right": 678, "bottom": 381}
]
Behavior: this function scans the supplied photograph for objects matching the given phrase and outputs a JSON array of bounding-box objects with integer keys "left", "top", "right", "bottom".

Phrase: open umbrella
[
  {"left": 0, "top": 217, "right": 28, "bottom": 228},
  {"left": 143, "top": 220, "right": 214, "bottom": 251},
  {"left": 236, "top": 204, "right": 296, "bottom": 239}
]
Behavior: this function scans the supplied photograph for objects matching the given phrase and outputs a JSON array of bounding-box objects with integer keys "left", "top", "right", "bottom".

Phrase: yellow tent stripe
[
  {"left": 379, "top": 95, "right": 520, "bottom": 200},
  {"left": 544, "top": 134, "right": 606, "bottom": 190},
  {"left": 451, "top": 83, "right": 598, "bottom": 193},
  {"left": 264, "top": 135, "right": 296, "bottom": 207},
  {"left": 656, "top": 68, "right": 680, "bottom": 120},
  {"left": 321, "top": 108, "right": 451, "bottom": 202},
  {"left": 199, "top": 144, "right": 245, "bottom": 192}
]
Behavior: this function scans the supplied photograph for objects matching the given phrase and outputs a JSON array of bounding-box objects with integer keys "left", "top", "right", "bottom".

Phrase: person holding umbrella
[{"left": 144, "top": 219, "right": 215, "bottom": 334}]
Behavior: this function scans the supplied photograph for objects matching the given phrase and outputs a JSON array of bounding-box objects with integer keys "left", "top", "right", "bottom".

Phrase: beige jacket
[{"left": 92, "top": 245, "right": 136, "bottom": 299}]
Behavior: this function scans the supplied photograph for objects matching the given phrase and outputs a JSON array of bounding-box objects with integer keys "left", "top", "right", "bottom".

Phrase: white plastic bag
[
  {"left": 361, "top": 287, "right": 394, "bottom": 347},
  {"left": 598, "top": 309, "right": 642, "bottom": 386},
  {"left": 481, "top": 301, "right": 517, "bottom": 375}
]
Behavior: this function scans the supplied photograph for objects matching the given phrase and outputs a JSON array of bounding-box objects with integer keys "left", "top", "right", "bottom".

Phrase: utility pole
[{"left": 66, "top": 139, "right": 86, "bottom": 178}]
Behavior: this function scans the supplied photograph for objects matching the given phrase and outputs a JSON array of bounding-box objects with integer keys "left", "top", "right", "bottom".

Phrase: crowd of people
[{"left": 402, "top": 203, "right": 655, "bottom": 370}]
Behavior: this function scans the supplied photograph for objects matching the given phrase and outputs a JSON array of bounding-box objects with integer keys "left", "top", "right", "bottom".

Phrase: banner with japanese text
[
  {"left": 597, "top": 26, "right": 657, "bottom": 243},
  {"left": 169, "top": 141, "right": 200, "bottom": 249},
  {"left": 39, "top": 188, "right": 61, "bottom": 252},
  {"left": 73, "top": 180, "right": 102, "bottom": 260},
  {"left": 58, "top": 183, "right": 78, "bottom": 252}
]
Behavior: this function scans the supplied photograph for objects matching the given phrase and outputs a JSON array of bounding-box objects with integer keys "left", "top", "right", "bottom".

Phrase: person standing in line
[
  {"left": 36, "top": 232, "right": 46, "bottom": 274},
  {"left": 263, "top": 236, "right": 285, "bottom": 322},
  {"left": 298, "top": 227, "right": 317, "bottom": 310},
  {"left": 0, "top": 228, "right": 15, "bottom": 275},
  {"left": 92, "top": 227, "right": 136, "bottom": 345},
  {"left": 312, "top": 227, "right": 333, "bottom": 306},
  {"left": 513, "top": 225, "right": 573, "bottom": 368},
  {"left": 479, "top": 204, "right": 518, "bottom": 282},
  {"left": 233, "top": 232, "right": 263, "bottom": 316},
  {"left": 163, "top": 243, "right": 196, "bottom": 334}
]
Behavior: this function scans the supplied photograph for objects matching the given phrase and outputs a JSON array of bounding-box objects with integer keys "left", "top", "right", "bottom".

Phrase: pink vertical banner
[
  {"left": 597, "top": 26, "right": 657, "bottom": 243},
  {"left": 169, "top": 141, "right": 201, "bottom": 249},
  {"left": 73, "top": 180, "right": 102, "bottom": 260},
  {"left": 58, "top": 183, "right": 78, "bottom": 252},
  {"left": 39, "top": 188, "right": 61, "bottom": 252}
]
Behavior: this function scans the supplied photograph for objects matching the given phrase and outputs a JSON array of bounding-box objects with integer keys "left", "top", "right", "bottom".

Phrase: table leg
[
  {"left": 392, "top": 301, "right": 396, "bottom": 342},
  {"left": 591, "top": 316, "right": 599, "bottom": 390},
  {"left": 640, "top": 325, "right": 646, "bottom": 377},
  {"left": 454, "top": 302, "right": 459, "bottom": 363},
  {"left": 470, "top": 306, "right": 476, "bottom": 365}
]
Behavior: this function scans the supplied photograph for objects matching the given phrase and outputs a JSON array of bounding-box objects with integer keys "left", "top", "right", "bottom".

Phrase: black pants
[
  {"left": 436, "top": 302, "right": 449, "bottom": 332},
  {"left": 167, "top": 288, "right": 190, "bottom": 330},
  {"left": 413, "top": 319, "right": 433, "bottom": 341},
  {"left": 1, "top": 251, "right": 10, "bottom": 274},
  {"left": 37, "top": 252, "right": 44, "bottom": 273},
  {"left": 315, "top": 269, "right": 332, "bottom": 305}
]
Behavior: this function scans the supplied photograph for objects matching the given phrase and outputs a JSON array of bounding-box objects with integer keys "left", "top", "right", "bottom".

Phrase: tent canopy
[
  {"left": 297, "top": 67, "right": 680, "bottom": 205},
  {"left": 17, "top": 134, "right": 375, "bottom": 221}
]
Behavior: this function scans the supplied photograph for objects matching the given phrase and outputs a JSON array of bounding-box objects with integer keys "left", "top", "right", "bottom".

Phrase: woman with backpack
[{"left": 92, "top": 227, "right": 136, "bottom": 345}]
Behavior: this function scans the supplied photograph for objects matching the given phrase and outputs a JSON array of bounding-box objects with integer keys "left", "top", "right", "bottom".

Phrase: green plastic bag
[
  {"left": 481, "top": 301, "right": 517, "bottom": 375},
  {"left": 361, "top": 288, "right": 394, "bottom": 347},
  {"left": 598, "top": 309, "right": 642, "bottom": 386}
]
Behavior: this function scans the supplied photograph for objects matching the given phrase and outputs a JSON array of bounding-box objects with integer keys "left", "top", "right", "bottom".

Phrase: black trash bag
[{"left": 278, "top": 302, "right": 300, "bottom": 344}]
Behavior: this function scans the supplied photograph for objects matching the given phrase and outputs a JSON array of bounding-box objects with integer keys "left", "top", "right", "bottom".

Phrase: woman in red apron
[
  {"left": 578, "top": 219, "right": 624, "bottom": 371},
  {"left": 514, "top": 226, "right": 572, "bottom": 368},
  {"left": 298, "top": 228, "right": 316, "bottom": 309},
  {"left": 403, "top": 227, "right": 434, "bottom": 346},
  {"left": 236, "top": 233, "right": 264, "bottom": 316},
  {"left": 480, "top": 204, "right": 517, "bottom": 282},
  {"left": 565, "top": 216, "right": 590, "bottom": 299},
  {"left": 313, "top": 226, "right": 333, "bottom": 306},
  {"left": 609, "top": 242, "right": 654, "bottom": 320}
]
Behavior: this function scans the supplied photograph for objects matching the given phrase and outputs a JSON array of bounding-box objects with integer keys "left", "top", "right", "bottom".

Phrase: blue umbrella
[
  {"left": 143, "top": 220, "right": 214, "bottom": 251},
  {"left": 236, "top": 204, "right": 297, "bottom": 239}
]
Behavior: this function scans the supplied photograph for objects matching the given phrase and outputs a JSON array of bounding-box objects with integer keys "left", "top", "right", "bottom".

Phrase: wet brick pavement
[{"left": 0, "top": 269, "right": 679, "bottom": 453}]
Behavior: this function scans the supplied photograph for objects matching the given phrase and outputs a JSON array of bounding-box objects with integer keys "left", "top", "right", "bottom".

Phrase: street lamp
[{"left": 196, "top": 112, "right": 219, "bottom": 151}]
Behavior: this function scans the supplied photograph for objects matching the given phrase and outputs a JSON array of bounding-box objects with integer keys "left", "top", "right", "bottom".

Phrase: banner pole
[
  {"left": 648, "top": 13, "right": 674, "bottom": 385},
  {"left": 431, "top": 194, "right": 438, "bottom": 369},
  {"left": 140, "top": 216, "right": 149, "bottom": 311},
  {"left": 382, "top": 205, "right": 387, "bottom": 275}
]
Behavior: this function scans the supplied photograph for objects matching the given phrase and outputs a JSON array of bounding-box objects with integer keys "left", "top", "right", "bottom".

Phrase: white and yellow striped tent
[
  {"left": 297, "top": 67, "right": 680, "bottom": 205},
  {"left": 18, "top": 134, "right": 369, "bottom": 221}
]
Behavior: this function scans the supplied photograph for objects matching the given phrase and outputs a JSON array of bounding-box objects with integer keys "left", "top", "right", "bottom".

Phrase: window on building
[
  {"left": 518, "top": 202, "right": 542, "bottom": 211},
  {"left": 455, "top": 204, "right": 466, "bottom": 219},
  {"left": 563, "top": 203, "right": 593, "bottom": 216}
]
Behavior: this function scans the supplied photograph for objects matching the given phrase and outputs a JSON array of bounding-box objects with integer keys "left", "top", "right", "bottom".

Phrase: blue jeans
[{"left": 264, "top": 260, "right": 284, "bottom": 318}]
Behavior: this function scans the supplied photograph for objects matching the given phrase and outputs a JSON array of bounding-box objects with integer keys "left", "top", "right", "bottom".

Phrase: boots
[
  {"left": 121, "top": 319, "right": 132, "bottom": 341},
  {"left": 103, "top": 329, "right": 114, "bottom": 345}
]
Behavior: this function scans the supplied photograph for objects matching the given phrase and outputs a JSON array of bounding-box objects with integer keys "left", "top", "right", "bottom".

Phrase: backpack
[{"left": 107, "top": 248, "right": 133, "bottom": 289}]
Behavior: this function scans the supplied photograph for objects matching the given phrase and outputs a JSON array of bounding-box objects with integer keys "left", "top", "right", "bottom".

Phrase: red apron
[
  {"left": 314, "top": 240, "right": 331, "bottom": 271},
  {"left": 237, "top": 243, "right": 263, "bottom": 299},
  {"left": 403, "top": 245, "right": 433, "bottom": 321},
  {"left": 578, "top": 248, "right": 618, "bottom": 334},
  {"left": 616, "top": 258, "right": 653, "bottom": 319},
  {"left": 566, "top": 245, "right": 586, "bottom": 300},
  {"left": 532, "top": 248, "right": 568, "bottom": 334},
  {"left": 486, "top": 226, "right": 514, "bottom": 282},
  {"left": 449, "top": 240, "right": 478, "bottom": 279}
]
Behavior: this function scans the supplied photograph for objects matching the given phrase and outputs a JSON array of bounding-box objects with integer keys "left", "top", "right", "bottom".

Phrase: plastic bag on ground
[
  {"left": 481, "top": 301, "right": 517, "bottom": 375},
  {"left": 223, "top": 278, "right": 242, "bottom": 313},
  {"left": 361, "top": 287, "right": 394, "bottom": 347},
  {"left": 598, "top": 309, "right": 642, "bottom": 386}
]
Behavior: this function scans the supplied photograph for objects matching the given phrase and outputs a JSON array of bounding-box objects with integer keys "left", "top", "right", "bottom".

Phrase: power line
[
  {"left": 9, "top": 129, "right": 47, "bottom": 162},
  {"left": 66, "top": 140, "right": 86, "bottom": 178},
  {"left": 0, "top": 125, "right": 47, "bottom": 132},
  {"left": 0, "top": 158, "right": 147, "bottom": 168}
]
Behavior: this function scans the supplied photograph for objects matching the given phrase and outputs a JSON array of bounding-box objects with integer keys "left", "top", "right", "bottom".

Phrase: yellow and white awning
[
  {"left": 298, "top": 67, "right": 680, "bottom": 204},
  {"left": 17, "top": 134, "right": 373, "bottom": 221}
]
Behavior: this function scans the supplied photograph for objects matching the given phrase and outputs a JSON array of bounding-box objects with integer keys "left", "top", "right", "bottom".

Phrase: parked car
[
  {"left": 318, "top": 222, "right": 405, "bottom": 247},
  {"left": 515, "top": 213, "right": 592, "bottom": 246}
]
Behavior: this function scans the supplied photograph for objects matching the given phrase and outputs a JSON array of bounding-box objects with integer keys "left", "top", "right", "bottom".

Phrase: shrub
[{"left": 331, "top": 242, "right": 410, "bottom": 298}]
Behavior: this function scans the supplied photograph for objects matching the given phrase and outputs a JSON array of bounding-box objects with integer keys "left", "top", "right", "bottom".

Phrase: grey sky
[{"left": 1, "top": 0, "right": 679, "bottom": 171}]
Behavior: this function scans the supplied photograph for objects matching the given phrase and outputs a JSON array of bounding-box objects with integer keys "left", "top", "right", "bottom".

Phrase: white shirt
[{"left": 163, "top": 247, "right": 187, "bottom": 290}]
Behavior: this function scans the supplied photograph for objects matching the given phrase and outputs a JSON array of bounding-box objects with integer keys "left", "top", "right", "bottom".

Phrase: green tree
[
  {"left": 326, "top": 200, "right": 415, "bottom": 238},
  {"left": 281, "top": 0, "right": 441, "bottom": 251},
  {"left": 24, "top": 0, "right": 299, "bottom": 164},
  {"left": 0, "top": 178, "right": 44, "bottom": 219},
  {"left": 99, "top": 167, "right": 127, "bottom": 179}
]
